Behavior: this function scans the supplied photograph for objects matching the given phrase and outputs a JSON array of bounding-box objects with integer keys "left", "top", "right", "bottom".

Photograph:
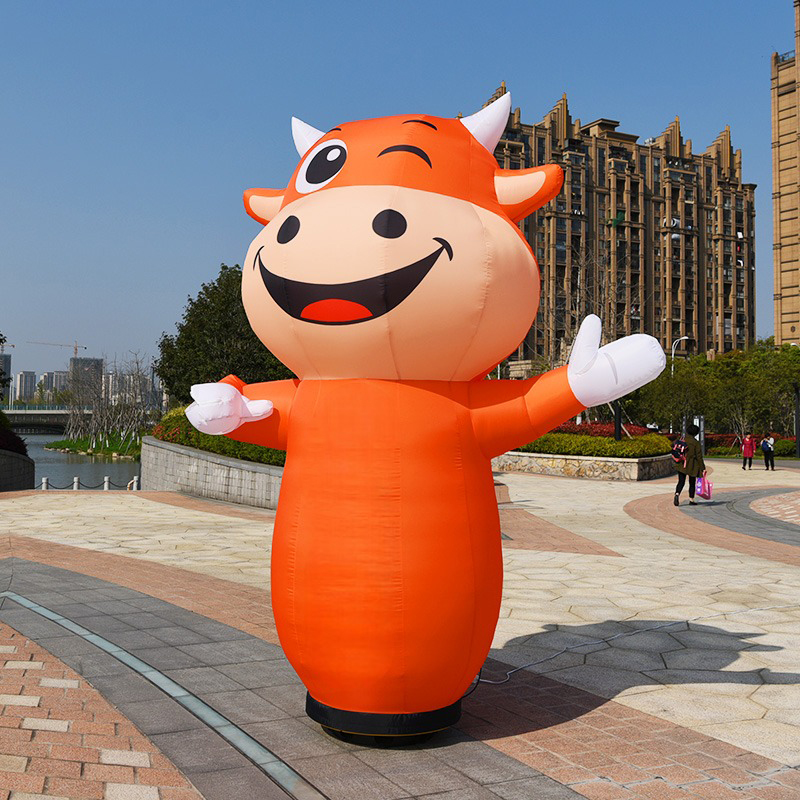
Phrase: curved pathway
[{"left": 2, "top": 467, "right": 800, "bottom": 798}]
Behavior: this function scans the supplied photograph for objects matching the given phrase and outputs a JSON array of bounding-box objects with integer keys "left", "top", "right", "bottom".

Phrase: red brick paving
[
  {"left": 0, "top": 623, "right": 201, "bottom": 800},
  {"left": 624, "top": 489, "right": 800, "bottom": 567}
]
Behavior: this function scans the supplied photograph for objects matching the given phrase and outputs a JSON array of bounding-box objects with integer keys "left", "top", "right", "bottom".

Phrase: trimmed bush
[
  {"left": 552, "top": 421, "right": 652, "bottom": 437},
  {"left": 518, "top": 433, "right": 672, "bottom": 459},
  {"left": 152, "top": 407, "right": 286, "bottom": 467},
  {"left": 775, "top": 439, "right": 797, "bottom": 457}
]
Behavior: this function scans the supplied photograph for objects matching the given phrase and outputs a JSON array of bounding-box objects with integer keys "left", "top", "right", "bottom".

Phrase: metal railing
[
  {"left": 39, "top": 476, "right": 140, "bottom": 491},
  {"left": 778, "top": 49, "right": 795, "bottom": 64}
]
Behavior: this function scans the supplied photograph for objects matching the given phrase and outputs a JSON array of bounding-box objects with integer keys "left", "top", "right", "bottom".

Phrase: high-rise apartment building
[
  {"left": 40, "top": 371, "right": 69, "bottom": 398},
  {"left": 0, "top": 354, "right": 11, "bottom": 398},
  {"left": 490, "top": 86, "right": 756, "bottom": 372},
  {"left": 771, "top": 1, "right": 800, "bottom": 346},
  {"left": 14, "top": 371, "right": 37, "bottom": 402},
  {"left": 68, "top": 357, "right": 104, "bottom": 401}
]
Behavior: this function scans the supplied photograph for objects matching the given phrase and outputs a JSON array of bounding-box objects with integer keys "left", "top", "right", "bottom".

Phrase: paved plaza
[{"left": 0, "top": 460, "right": 799, "bottom": 799}]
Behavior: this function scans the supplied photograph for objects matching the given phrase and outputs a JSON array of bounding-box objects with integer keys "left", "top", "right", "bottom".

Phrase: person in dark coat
[{"left": 674, "top": 423, "right": 705, "bottom": 506}]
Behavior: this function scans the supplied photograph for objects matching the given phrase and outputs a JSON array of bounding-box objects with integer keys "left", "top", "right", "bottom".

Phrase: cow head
[{"left": 241, "top": 92, "right": 562, "bottom": 380}]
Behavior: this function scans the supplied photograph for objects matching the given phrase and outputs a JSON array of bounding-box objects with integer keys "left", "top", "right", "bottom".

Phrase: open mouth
[{"left": 256, "top": 238, "right": 453, "bottom": 325}]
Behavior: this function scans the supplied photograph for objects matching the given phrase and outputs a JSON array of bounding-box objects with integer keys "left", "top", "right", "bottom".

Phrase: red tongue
[{"left": 300, "top": 299, "right": 373, "bottom": 323}]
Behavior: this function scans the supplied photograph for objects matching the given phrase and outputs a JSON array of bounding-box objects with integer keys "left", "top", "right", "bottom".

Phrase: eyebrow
[
  {"left": 378, "top": 144, "right": 432, "bottom": 168},
  {"left": 402, "top": 119, "right": 437, "bottom": 130}
]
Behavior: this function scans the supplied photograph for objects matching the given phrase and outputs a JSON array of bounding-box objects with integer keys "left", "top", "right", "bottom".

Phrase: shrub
[
  {"left": 552, "top": 421, "right": 652, "bottom": 437},
  {"left": 0, "top": 410, "right": 9, "bottom": 429},
  {"left": 775, "top": 438, "right": 797, "bottom": 457},
  {"left": 151, "top": 407, "right": 286, "bottom": 467},
  {"left": 518, "top": 433, "right": 672, "bottom": 459},
  {"left": 0, "top": 427, "right": 27, "bottom": 456}
]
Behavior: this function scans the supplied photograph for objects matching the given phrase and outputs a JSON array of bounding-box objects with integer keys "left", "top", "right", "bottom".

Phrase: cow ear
[
  {"left": 244, "top": 188, "right": 285, "bottom": 224},
  {"left": 494, "top": 164, "right": 563, "bottom": 222}
]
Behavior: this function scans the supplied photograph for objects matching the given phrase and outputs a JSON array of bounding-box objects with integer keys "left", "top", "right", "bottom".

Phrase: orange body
[{"left": 223, "top": 368, "right": 582, "bottom": 713}]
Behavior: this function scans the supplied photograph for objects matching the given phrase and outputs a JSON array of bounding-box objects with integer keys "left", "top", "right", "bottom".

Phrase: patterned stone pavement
[
  {"left": 0, "top": 457, "right": 798, "bottom": 799},
  {"left": 752, "top": 490, "right": 800, "bottom": 526}
]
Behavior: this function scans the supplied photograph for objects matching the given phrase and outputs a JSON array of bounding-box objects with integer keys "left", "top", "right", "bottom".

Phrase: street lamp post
[
  {"left": 670, "top": 336, "right": 690, "bottom": 377},
  {"left": 669, "top": 336, "right": 690, "bottom": 434}
]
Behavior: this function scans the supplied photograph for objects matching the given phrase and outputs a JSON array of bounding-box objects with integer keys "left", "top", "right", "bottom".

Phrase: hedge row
[
  {"left": 151, "top": 408, "right": 286, "bottom": 467},
  {"left": 519, "top": 433, "right": 672, "bottom": 459},
  {"left": 552, "top": 421, "right": 652, "bottom": 437},
  {"left": 708, "top": 440, "right": 796, "bottom": 458}
]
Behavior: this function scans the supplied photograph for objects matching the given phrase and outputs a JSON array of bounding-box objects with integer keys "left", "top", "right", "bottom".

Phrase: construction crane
[{"left": 27, "top": 340, "right": 88, "bottom": 358}]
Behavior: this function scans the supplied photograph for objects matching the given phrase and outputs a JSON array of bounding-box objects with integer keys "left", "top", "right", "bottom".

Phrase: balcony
[{"left": 778, "top": 49, "right": 796, "bottom": 64}]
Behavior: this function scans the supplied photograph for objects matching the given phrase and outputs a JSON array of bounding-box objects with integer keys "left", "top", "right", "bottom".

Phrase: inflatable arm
[
  {"left": 469, "top": 366, "right": 583, "bottom": 459},
  {"left": 185, "top": 375, "right": 298, "bottom": 450}
]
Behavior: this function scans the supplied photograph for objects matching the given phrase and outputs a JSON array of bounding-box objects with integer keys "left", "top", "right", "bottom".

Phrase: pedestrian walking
[
  {"left": 761, "top": 434, "right": 775, "bottom": 471},
  {"left": 741, "top": 433, "right": 755, "bottom": 470},
  {"left": 673, "top": 423, "right": 706, "bottom": 506}
]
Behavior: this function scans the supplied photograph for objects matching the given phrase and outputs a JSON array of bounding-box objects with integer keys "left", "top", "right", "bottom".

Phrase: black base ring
[{"left": 306, "top": 693, "right": 461, "bottom": 737}]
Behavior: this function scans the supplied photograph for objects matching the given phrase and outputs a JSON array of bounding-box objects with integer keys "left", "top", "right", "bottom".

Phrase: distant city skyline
[{"left": 1, "top": 1, "right": 792, "bottom": 376}]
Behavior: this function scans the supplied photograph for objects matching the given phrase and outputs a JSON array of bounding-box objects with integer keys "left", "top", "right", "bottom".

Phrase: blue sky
[{"left": 1, "top": 0, "right": 793, "bottom": 376}]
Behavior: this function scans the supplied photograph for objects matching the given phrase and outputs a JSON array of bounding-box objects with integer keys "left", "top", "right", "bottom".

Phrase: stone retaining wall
[
  {"left": 0, "top": 448, "right": 35, "bottom": 491},
  {"left": 492, "top": 451, "right": 674, "bottom": 481},
  {"left": 140, "top": 436, "right": 283, "bottom": 509}
]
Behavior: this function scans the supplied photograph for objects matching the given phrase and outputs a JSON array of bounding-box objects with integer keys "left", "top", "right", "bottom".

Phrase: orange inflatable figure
[{"left": 186, "top": 92, "right": 665, "bottom": 737}]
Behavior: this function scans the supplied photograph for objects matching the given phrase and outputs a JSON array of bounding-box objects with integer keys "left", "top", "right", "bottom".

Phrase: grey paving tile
[
  {"left": 85, "top": 600, "right": 144, "bottom": 615},
  {"left": 199, "top": 689, "right": 290, "bottom": 725},
  {"left": 181, "top": 618, "right": 254, "bottom": 641},
  {"left": 177, "top": 639, "right": 282, "bottom": 666},
  {"left": 34, "top": 635, "right": 102, "bottom": 657},
  {"left": 489, "top": 776, "right": 585, "bottom": 799},
  {"left": 163, "top": 666, "right": 245, "bottom": 694},
  {"left": 435, "top": 734, "right": 541, "bottom": 784},
  {"left": 243, "top": 718, "right": 345, "bottom": 760},
  {"left": 59, "top": 650, "right": 130, "bottom": 677},
  {"left": 117, "top": 697, "right": 206, "bottom": 735},
  {"left": 290, "top": 753, "right": 409, "bottom": 800},
  {"left": 86, "top": 672, "right": 164, "bottom": 703},
  {"left": 46, "top": 602, "right": 107, "bottom": 618},
  {"left": 185, "top": 766, "right": 291, "bottom": 800},
  {"left": 0, "top": 608, "right": 70, "bottom": 638},
  {"left": 414, "top": 787, "right": 507, "bottom": 800},
  {"left": 129, "top": 646, "right": 204, "bottom": 671},
  {"left": 253, "top": 683, "right": 308, "bottom": 717},
  {"left": 74, "top": 614, "right": 136, "bottom": 634},
  {"left": 356, "top": 747, "right": 474, "bottom": 795},
  {"left": 217, "top": 659, "right": 299, "bottom": 689},
  {"left": 150, "top": 727, "right": 253, "bottom": 773},
  {"left": 115, "top": 611, "right": 173, "bottom": 629},
  {"left": 103, "top": 629, "right": 167, "bottom": 650},
  {"left": 148, "top": 625, "right": 214, "bottom": 646},
  {"left": 15, "top": 590, "right": 76, "bottom": 606}
]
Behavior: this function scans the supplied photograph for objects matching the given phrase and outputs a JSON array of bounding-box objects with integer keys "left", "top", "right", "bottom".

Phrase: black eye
[
  {"left": 277, "top": 215, "right": 300, "bottom": 243},
  {"left": 295, "top": 138, "right": 348, "bottom": 193},
  {"left": 372, "top": 209, "right": 407, "bottom": 239}
]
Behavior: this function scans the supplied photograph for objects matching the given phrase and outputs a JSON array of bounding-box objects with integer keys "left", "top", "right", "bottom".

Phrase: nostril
[
  {"left": 372, "top": 209, "right": 407, "bottom": 239},
  {"left": 277, "top": 215, "right": 300, "bottom": 244}
]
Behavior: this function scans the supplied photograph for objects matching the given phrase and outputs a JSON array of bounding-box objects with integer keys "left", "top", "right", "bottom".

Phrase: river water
[{"left": 22, "top": 433, "right": 141, "bottom": 490}]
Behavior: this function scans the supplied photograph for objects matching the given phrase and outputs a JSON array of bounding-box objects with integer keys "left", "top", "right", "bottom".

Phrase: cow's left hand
[{"left": 567, "top": 315, "right": 666, "bottom": 407}]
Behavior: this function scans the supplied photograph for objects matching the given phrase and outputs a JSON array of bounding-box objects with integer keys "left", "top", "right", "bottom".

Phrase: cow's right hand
[{"left": 185, "top": 383, "right": 273, "bottom": 435}]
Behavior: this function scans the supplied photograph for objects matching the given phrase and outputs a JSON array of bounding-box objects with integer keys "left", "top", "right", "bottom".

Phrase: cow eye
[{"left": 295, "top": 139, "right": 347, "bottom": 194}]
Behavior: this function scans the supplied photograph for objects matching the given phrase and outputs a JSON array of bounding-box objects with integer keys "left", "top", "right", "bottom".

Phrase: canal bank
[{"left": 21, "top": 433, "right": 140, "bottom": 490}]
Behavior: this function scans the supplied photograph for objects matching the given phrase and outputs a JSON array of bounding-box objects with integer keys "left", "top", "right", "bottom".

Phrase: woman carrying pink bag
[{"left": 696, "top": 471, "right": 713, "bottom": 500}]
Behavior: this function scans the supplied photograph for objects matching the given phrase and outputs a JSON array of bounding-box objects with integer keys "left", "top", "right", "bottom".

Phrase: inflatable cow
[{"left": 186, "top": 91, "right": 666, "bottom": 738}]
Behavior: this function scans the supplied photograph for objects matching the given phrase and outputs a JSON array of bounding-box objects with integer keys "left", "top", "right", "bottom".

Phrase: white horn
[
  {"left": 291, "top": 116, "right": 326, "bottom": 157},
  {"left": 460, "top": 92, "right": 511, "bottom": 153}
]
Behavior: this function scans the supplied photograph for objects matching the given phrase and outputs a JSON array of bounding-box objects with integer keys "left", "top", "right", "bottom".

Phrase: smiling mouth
[{"left": 256, "top": 238, "right": 453, "bottom": 325}]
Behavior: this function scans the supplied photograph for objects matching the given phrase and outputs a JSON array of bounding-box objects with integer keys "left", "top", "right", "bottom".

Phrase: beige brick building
[
  {"left": 489, "top": 86, "right": 756, "bottom": 373},
  {"left": 772, "top": 0, "right": 800, "bottom": 346}
]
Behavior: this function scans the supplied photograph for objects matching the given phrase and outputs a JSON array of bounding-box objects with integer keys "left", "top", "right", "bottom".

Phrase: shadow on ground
[{"left": 459, "top": 618, "right": 798, "bottom": 740}]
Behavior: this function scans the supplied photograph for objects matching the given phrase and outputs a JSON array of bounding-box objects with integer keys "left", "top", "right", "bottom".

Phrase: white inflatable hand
[
  {"left": 567, "top": 315, "right": 666, "bottom": 407},
  {"left": 185, "top": 383, "right": 273, "bottom": 436}
]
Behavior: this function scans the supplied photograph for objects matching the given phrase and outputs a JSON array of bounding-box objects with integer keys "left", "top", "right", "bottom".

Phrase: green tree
[{"left": 155, "top": 264, "right": 293, "bottom": 405}]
